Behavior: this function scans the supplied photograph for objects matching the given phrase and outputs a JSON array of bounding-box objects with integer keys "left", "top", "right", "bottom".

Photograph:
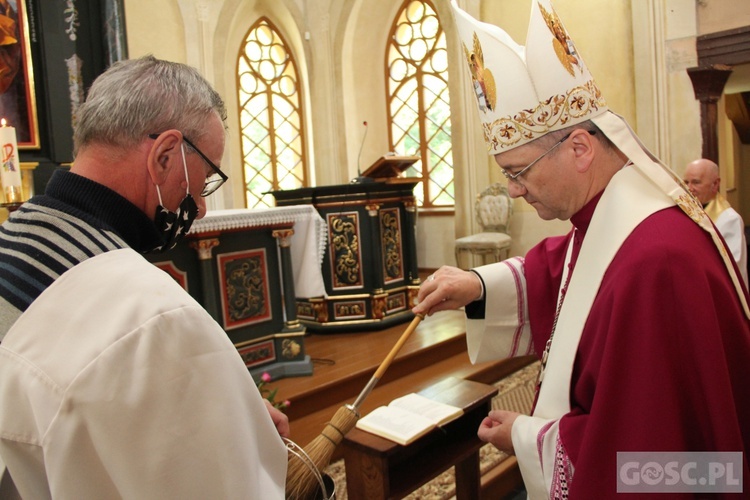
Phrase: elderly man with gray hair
[
  {"left": 416, "top": 1, "right": 750, "bottom": 497},
  {"left": 0, "top": 56, "right": 288, "bottom": 499},
  {"left": 684, "top": 158, "right": 747, "bottom": 285}
]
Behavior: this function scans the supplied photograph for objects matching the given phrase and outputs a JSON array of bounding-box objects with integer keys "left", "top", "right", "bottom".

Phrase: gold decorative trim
[
  {"left": 328, "top": 212, "right": 363, "bottom": 289},
  {"left": 366, "top": 203, "right": 380, "bottom": 216},
  {"left": 313, "top": 196, "right": 414, "bottom": 208},
  {"left": 675, "top": 193, "right": 729, "bottom": 261},
  {"left": 233, "top": 331, "right": 306, "bottom": 348},
  {"left": 314, "top": 301, "right": 328, "bottom": 323},
  {"left": 675, "top": 193, "right": 706, "bottom": 224},
  {"left": 272, "top": 228, "right": 295, "bottom": 248},
  {"left": 462, "top": 32, "right": 497, "bottom": 113},
  {"left": 334, "top": 300, "right": 367, "bottom": 320},
  {"left": 385, "top": 291, "right": 407, "bottom": 314},
  {"left": 281, "top": 339, "right": 301, "bottom": 359},
  {"left": 372, "top": 295, "right": 386, "bottom": 319},
  {"left": 540, "top": 3, "right": 583, "bottom": 78},
  {"left": 407, "top": 287, "right": 419, "bottom": 308},
  {"left": 297, "top": 309, "right": 415, "bottom": 327},
  {"left": 483, "top": 80, "right": 606, "bottom": 152},
  {"left": 302, "top": 286, "right": 411, "bottom": 301},
  {"left": 17, "top": 0, "right": 41, "bottom": 150},
  {"left": 189, "top": 238, "right": 220, "bottom": 260},
  {"left": 381, "top": 208, "right": 404, "bottom": 283},
  {"left": 316, "top": 292, "right": 371, "bottom": 300}
]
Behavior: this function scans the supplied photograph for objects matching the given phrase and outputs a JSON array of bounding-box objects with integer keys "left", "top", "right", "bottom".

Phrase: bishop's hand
[
  {"left": 412, "top": 265, "right": 483, "bottom": 317},
  {"left": 477, "top": 409, "right": 520, "bottom": 454}
]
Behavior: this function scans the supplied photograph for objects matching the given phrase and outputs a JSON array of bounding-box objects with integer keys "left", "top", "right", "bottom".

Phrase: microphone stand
[{"left": 351, "top": 120, "right": 375, "bottom": 184}]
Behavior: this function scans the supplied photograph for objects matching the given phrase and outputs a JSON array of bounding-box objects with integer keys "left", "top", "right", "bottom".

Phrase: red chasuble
[{"left": 525, "top": 198, "right": 750, "bottom": 498}]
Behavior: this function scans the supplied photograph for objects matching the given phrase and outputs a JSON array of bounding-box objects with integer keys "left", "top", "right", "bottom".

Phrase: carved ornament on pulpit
[
  {"left": 329, "top": 213, "right": 362, "bottom": 288},
  {"left": 220, "top": 250, "right": 270, "bottom": 328},
  {"left": 381, "top": 208, "right": 404, "bottom": 283}
]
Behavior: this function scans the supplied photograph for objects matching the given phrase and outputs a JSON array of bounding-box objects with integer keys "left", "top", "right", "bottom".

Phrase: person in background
[
  {"left": 0, "top": 55, "right": 288, "bottom": 499},
  {"left": 684, "top": 158, "right": 747, "bottom": 285},
  {"left": 414, "top": 1, "right": 750, "bottom": 498}
]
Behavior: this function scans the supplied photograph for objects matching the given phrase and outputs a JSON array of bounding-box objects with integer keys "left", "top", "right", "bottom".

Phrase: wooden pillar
[
  {"left": 272, "top": 228, "right": 301, "bottom": 332},
  {"left": 367, "top": 203, "right": 384, "bottom": 294},
  {"left": 189, "top": 238, "right": 220, "bottom": 321},
  {"left": 404, "top": 199, "right": 420, "bottom": 285},
  {"left": 686, "top": 64, "right": 733, "bottom": 163}
]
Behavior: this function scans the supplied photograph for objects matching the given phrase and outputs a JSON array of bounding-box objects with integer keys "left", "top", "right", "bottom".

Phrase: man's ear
[
  {"left": 146, "top": 130, "right": 183, "bottom": 185},
  {"left": 569, "top": 129, "right": 596, "bottom": 173}
]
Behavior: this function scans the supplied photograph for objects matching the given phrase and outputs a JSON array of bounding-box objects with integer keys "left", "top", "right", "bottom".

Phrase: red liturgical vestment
[
  {"left": 467, "top": 165, "right": 750, "bottom": 497},
  {"left": 523, "top": 199, "right": 750, "bottom": 497}
]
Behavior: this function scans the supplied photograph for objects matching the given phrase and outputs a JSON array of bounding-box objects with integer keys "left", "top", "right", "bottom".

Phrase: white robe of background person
[
  {"left": 713, "top": 204, "right": 748, "bottom": 286},
  {"left": 703, "top": 192, "right": 747, "bottom": 286},
  {"left": 0, "top": 249, "right": 287, "bottom": 499}
]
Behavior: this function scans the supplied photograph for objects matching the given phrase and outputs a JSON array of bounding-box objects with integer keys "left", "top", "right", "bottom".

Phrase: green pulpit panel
[{"left": 145, "top": 207, "right": 325, "bottom": 380}]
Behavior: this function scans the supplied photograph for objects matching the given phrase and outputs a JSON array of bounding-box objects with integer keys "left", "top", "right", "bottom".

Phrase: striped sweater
[{"left": 0, "top": 170, "right": 163, "bottom": 339}]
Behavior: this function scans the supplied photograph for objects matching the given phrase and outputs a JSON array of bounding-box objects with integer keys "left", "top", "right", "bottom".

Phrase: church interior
[{"left": 3, "top": 0, "right": 750, "bottom": 498}]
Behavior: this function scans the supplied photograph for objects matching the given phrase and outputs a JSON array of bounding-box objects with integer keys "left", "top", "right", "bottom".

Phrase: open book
[{"left": 355, "top": 393, "right": 464, "bottom": 445}]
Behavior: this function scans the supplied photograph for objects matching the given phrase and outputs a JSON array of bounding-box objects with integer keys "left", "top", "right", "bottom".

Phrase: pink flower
[
  {"left": 261, "top": 372, "right": 272, "bottom": 383},
  {"left": 283, "top": 400, "right": 291, "bottom": 408}
]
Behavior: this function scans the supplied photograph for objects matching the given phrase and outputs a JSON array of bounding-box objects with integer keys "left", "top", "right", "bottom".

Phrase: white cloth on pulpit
[{"left": 192, "top": 206, "right": 327, "bottom": 298}]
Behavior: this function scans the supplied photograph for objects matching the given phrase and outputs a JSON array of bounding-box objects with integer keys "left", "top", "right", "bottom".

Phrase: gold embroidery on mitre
[
  {"left": 463, "top": 32, "right": 497, "bottom": 112},
  {"left": 483, "top": 79, "right": 606, "bottom": 151},
  {"left": 539, "top": 2, "right": 581, "bottom": 77}
]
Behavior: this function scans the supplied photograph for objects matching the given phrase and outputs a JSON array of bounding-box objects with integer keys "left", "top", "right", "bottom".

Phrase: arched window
[
  {"left": 237, "top": 17, "right": 307, "bottom": 208},
  {"left": 386, "top": 0, "right": 453, "bottom": 208}
]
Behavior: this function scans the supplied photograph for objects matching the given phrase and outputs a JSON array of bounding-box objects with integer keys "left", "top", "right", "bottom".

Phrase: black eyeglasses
[
  {"left": 499, "top": 130, "right": 596, "bottom": 184},
  {"left": 148, "top": 133, "right": 228, "bottom": 197}
]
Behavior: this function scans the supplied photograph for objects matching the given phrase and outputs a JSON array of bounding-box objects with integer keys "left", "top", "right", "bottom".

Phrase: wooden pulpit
[
  {"left": 272, "top": 166, "right": 421, "bottom": 332},
  {"left": 144, "top": 206, "right": 326, "bottom": 381}
]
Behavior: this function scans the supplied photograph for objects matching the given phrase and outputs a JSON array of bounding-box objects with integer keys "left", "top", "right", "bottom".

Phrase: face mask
[{"left": 150, "top": 144, "right": 199, "bottom": 252}]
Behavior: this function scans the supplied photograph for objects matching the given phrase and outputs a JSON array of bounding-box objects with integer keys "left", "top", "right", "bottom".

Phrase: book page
[
  {"left": 355, "top": 405, "right": 436, "bottom": 445},
  {"left": 388, "top": 393, "right": 463, "bottom": 426}
]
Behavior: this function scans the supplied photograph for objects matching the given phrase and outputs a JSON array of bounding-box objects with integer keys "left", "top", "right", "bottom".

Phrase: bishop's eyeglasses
[{"left": 499, "top": 130, "right": 596, "bottom": 184}]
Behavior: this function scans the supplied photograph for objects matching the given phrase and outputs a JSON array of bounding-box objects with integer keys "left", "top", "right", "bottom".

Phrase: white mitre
[
  {"left": 450, "top": 0, "right": 750, "bottom": 317},
  {"left": 451, "top": 0, "right": 607, "bottom": 154}
]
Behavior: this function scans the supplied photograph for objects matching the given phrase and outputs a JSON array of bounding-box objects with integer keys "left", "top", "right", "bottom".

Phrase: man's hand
[
  {"left": 412, "top": 265, "right": 483, "bottom": 316},
  {"left": 477, "top": 410, "right": 520, "bottom": 454},
  {"left": 264, "top": 399, "right": 290, "bottom": 439}
]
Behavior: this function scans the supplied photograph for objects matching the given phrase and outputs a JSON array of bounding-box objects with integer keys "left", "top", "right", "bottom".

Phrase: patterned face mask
[{"left": 150, "top": 144, "right": 199, "bottom": 253}]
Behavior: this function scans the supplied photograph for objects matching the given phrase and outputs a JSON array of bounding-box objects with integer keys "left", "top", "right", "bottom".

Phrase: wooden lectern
[{"left": 358, "top": 154, "right": 420, "bottom": 183}]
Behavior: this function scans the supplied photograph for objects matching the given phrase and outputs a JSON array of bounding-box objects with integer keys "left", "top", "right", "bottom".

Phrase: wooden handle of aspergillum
[
  {"left": 373, "top": 313, "right": 424, "bottom": 378},
  {"left": 351, "top": 314, "right": 425, "bottom": 410}
]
